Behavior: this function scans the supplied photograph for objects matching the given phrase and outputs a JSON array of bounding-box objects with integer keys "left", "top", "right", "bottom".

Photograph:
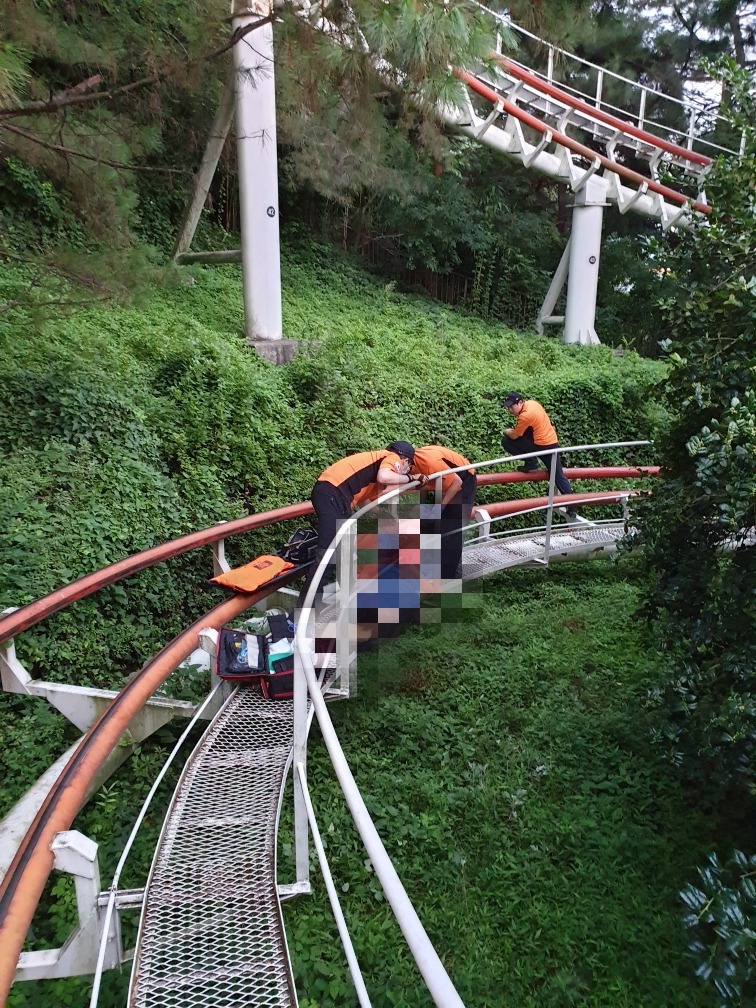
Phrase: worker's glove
[{"left": 411, "top": 472, "right": 429, "bottom": 487}]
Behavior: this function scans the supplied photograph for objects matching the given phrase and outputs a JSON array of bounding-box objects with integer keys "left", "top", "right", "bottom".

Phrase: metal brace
[
  {"left": 15, "top": 832, "right": 124, "bottom": 981},
  {"left": 476, "top": 98, "right": 505, "bottom": 140},
  {"left": 212, "top": 520, "right": 231, "bottom": 575},
  {"left": 612, "top": 174, "right": 648, "bottom": 215}
]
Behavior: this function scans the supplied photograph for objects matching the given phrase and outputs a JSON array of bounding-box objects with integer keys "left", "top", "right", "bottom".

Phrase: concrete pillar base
[{"left": 247, "top": 338, "right": 300, "bottom": 365}]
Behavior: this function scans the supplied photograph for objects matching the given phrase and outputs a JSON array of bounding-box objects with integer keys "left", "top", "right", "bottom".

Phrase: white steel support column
[
  {"left": 232, "top": 0, "right": 282, "bottom": 342},
  {"left": 564, "top": 185, "right": 606, "bottom": 345},
  {"left": 172, "top": 69, "right": 235, "bottom": 261}
]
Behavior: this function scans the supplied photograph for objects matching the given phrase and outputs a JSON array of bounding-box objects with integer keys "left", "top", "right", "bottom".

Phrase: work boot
[{"left": 516, "top": 465, "right": 539, "bottom": 474}]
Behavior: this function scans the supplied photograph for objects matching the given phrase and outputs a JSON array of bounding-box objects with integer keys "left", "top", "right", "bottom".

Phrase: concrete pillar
[{"left": 232, "top": 0, "right": 282, "bottom": 342}]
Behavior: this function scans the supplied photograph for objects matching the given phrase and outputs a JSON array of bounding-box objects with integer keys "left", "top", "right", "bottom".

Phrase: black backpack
[{"left": 278, "top": 527, "right": 318, "bottom": 565}]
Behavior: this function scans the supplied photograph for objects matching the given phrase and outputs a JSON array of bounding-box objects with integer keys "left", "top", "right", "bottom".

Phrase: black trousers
[
  {"left": 501, "top": 433, "right": 573, "bottom": 497},
  {"left": 297, "top": 482, "right": 352, "bottom": 607},
  {"left": 438, "top": 472, "right": 478, "bottom": 579}
]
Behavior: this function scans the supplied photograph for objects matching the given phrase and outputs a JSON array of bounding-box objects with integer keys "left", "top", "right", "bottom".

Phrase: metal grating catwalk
[
  {"left": 461, "top": 523, "right": 625, "bottom": 581},
  {"left": 128, "top": 687, "right": 298, "bottom": 1008}
]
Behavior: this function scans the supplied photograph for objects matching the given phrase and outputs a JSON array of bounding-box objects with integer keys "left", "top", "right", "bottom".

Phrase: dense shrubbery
[
  {"left": 0, "top": 232, "right": 664, "bottom": 695},
  {"left": 631, "top": 62, "right": 756, "bottom": 1007}
]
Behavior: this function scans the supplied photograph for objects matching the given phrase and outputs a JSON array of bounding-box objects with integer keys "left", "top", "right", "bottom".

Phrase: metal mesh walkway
[
  {"left": 127, "top": 521, "right": 624, "bottom": 1008},
  {"left": 128, "top": 688, "right": 297, "bottom": 1008},
  {"left": 461, "top": 523, "right": 625, "bottom": 581}
]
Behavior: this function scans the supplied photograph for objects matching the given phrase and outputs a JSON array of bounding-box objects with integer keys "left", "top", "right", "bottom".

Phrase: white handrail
[
  {"left": 89, "top": 685, "right": 226, "bottom": 1008},
  {"left": 294, "top": 476, "right": 465, "bottom": 1007},
  {"left": 295, "top": 762, "right": 372, "bottom": 1008}
]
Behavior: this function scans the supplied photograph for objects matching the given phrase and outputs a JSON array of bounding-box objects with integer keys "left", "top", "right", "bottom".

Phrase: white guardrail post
[{"left": 542, "top": 447, "right": 558, "bottom": 562}]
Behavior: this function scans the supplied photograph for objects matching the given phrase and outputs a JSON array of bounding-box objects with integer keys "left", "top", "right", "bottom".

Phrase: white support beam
[
  {"left": 25, "top": 680, "right": 197, "bottom": 737},
  {"left": 15, "top": 831, "right": 121, "bottom": 982},
  {"left": 172, "top": 68, "right": 235, "bottom": 260},
  {"left": 232, "top": 0, "right": 282, "bottom": 342},
  {"left": 535, "top": 238, "right": 570, "bottom": 335},
  {"left": 564, "top": 184, "right": 606, "bottom": 345},
  {"left": 0, "top": 624, "right": 32, "bottom": 695}
]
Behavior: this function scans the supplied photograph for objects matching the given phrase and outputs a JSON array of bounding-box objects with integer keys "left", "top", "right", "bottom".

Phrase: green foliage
[
  {"left": 627, "top": 59, "right": 755, "bottom": 1008},
  {"left": 0, "top": 231, "right": 663, "bottom": 1004},
  {"left": 681, "top": 850, "right": 756, "bottom": 1006},
  {"left": 0, "top": 229, "right": 662, "bottom": 775},
  {"left": 280, "top": 560, "right": 739, "bottom": 1006},
  {"left": 634, "top": 61, "right": 756, "bottom": 786},
  {"left": 0, "top": 696, "right": 79, "bottom": 812}
]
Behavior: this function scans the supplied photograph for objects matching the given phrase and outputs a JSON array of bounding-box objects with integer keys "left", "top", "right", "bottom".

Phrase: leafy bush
[
  {"left": 280, "top": 560, "right": 736, "bottom": 1007},
  {"left": 681, "top": 850, "right": 756, "bottom": 1006}
]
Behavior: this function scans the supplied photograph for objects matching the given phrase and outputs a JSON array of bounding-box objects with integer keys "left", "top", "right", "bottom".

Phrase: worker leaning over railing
[
  {"left": 296, "top": 441, "right": 425, "bottom": 607},
  {"left": 411, "top": 445, "right": 478, "bottom": 579}
]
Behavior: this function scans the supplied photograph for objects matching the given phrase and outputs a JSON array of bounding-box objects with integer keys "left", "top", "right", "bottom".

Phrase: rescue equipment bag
[
  {"left": 211, "top": 555, "right": 294, "bottom": 593},
  {"left": 215, "top": 628, "right": 268, "bottom": 682},
  {"left": 260, "top": 653, "right": 295, "bottom": 701},
  {"left": 260, "top": 611, "right": 295, "bottom": 700},
  {"left": 278, "top": 527, "right": 318, "bottom": 566}
]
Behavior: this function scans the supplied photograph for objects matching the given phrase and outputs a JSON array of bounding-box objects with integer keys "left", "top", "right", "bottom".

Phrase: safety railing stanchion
[
  {"left": 542, "top": 450, "right": 558, "bottom": 563},
  {"left": 293, "top": 631, "right": 310, "bottom": 890},
  {"left": 336, "top": 525, "right": 357, "bottom": 697}
]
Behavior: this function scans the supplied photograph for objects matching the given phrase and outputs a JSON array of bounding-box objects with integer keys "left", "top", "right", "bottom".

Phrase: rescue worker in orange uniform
[
  {"left": 500, "top": 392, "right": 577, "bottom": 517},
  {"left": 298, "top": 442, "right": 422, "bottom": 606},
  {"left": 411, "top": 444, "right": 477, "bottom": 579}
]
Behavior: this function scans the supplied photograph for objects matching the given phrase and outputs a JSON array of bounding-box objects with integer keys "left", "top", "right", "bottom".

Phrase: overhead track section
[
  {"left": 447, "top": 69, "right": 710, "bottom": 226},
  {"left": 470, "top": 3, "right": 742, "bottom": 162},
  {"left": 491, "top": 56, "right": 713, "bottom": 173}
]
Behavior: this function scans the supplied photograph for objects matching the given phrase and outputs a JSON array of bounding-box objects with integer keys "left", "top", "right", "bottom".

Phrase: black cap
[
  {"left": 501, "top": 392, "right": 525, "bottom": 408},
  {"left": 385, "top": 441, "right": 416, "bottom": 463}
]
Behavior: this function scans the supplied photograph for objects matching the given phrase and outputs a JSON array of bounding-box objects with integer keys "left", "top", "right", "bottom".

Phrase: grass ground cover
[{"left": 283, "top": 558, "right": 737, "bottom": 1007}]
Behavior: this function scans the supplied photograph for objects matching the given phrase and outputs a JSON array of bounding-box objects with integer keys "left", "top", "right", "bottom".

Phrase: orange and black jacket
[
  {"left": 317, "top": 450, "right": 405, "bottom": 509},
  {"left": 413, "top": 445, "right": 476, "bottom": 495}
]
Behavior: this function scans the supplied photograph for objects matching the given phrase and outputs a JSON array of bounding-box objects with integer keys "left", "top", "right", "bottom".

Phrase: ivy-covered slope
[{"left": 0, "top": 234, "right": 664, "bottom": 686}]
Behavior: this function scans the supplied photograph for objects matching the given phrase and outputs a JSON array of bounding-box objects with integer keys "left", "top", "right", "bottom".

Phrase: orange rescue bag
[{"left": 211, "top": 555, "right": 295, "bottom": 593}]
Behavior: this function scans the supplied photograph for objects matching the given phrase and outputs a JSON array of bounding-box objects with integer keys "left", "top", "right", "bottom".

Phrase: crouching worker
[
  {"left": 412, "top": 445, "right": 477, "bottom": 579},
  {"left": 296, "top": 441, "right": 419, "bottom": 609},
  {"left": 500, "top": 392, "right": 577, "bottom": 518}
]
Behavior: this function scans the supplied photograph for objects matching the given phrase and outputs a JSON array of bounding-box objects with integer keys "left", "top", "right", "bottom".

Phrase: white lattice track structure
[{"left": 173, "top": 2, "right": 741, "bottom": 346}]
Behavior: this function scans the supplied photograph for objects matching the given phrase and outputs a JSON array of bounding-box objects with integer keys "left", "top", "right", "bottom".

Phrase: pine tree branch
[
  {"left": 0, "top": 16, "right": 275, "bottom": 120},
  {"left": 0, "top": 123, "right": 191, "bottom": 173}
]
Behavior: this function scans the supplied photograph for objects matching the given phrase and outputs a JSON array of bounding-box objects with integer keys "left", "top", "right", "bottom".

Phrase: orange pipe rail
[
  {"left": 0, "top": 466, "right": 660, "bottom": 1000},
  {"left": 0, "top": 469, "right": 659, "bottom": 646},
  {"left": 0, "top": 570, "right": 300, "bottom": 1004},
  {"left": 0, "top": 501, "right": 312, "bottom": 644},
  {"left": 455, "top": 68, "right": 711, "bottom": 215},
  {"left": 479, "top": 489, "right": 640, "bottom": 517},
  {"left": 476, "top": 465, "right": 659, "bottom": 487},
  {"left": 493, "top": 55, "right": 712, "bottom": 167}
]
